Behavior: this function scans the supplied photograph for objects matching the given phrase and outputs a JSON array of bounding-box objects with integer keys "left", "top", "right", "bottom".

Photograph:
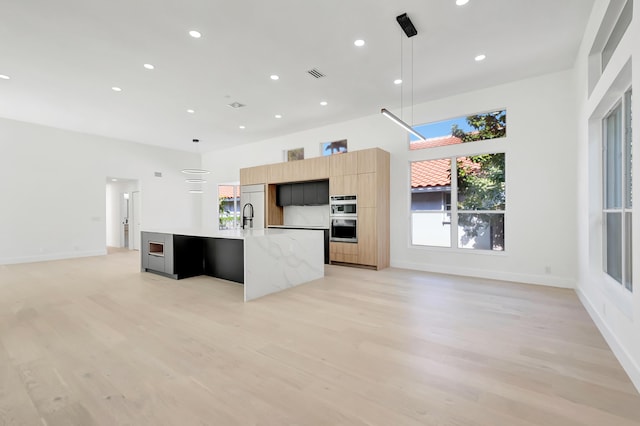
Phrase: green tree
[
  {"left": 451, "top": 110, "right": 506, "bottom": 142},
  {"left": 452, "top": 111, "right": 506, "bottom": 249}
]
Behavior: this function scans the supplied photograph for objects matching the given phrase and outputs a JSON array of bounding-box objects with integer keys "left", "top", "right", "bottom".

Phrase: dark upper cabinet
[
  {"left": 303, "top": 181, "right": 317, "bottom": 205},
  {"left": 277, "top": 184, "right": 292, "bottom": 206},
  {"left": 277, "top": 180, "right": 329, "bottom": 206},
  {"left": 291, "top": 183, "right": 304, "bottom": 205},
  {"left": 316, "top": 180, "right": 329, "bottom": 205}
]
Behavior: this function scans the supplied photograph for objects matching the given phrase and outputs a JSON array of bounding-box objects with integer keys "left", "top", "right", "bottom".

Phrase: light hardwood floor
[{"left": 1, "top": 250, "right": 639, "bottom": 426}]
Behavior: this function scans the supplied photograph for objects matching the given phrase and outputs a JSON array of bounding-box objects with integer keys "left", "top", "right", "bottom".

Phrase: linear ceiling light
[{"left": 381, "top": 108, "right": 426, "bottom": 140}]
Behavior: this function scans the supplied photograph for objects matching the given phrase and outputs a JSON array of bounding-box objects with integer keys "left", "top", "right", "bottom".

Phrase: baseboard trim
[
  {"left": 576, "top": 287, "right": 640, "bottom": 394},
  {"left": 390, "top": 260, "right": 575, "bottom": 289},
  {"left": 0, "top": 250, "right": 107, "bottom": 265}
]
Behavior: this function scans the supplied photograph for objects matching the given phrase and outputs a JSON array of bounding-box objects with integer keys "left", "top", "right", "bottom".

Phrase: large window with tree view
[
  {"left": 410, "top": 110, "right": 506, "bottom": 251},
  {"left": 411, "top": 154, "right": 505, "bottom": 250}
]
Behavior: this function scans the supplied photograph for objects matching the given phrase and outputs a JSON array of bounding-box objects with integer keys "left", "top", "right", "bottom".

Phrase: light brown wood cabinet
[
  {"left": 240, "top": 148, "right": 389, "bottom": 269},
  {"left": 329, "top": 151, "right": 358, "bottom": 176},
  {"left": 356, "top": 207, "right": 377, "bottom": 266},
  {"left": 356, "top": 173, "right": 376, "bottom": 207},
  {"left": 357, "top": 149, "right": 378, "bottom": 174},
  {"left": 330, "top": 174, "right": 358, "bottom": 196},
  {"left": 239, "top": 165, "right": 269, "bottom": 185},
  {"left": 329, "top": 241, "right": 358, "bottom": 264},
  {"left": 269, "top": 156, "right": 329, "bottom": 183}
]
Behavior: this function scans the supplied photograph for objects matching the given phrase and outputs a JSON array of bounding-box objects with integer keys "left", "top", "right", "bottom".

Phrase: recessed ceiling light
[
  {"left": 320, "top": 101, "right": 328, "bottom": 106},
  {"left": 189, "top": 30, "right": 201, "bottom": 38},
  {"left": 0, "top": 74, "right": 10, "bottom": 80},
  {"left": 270, "top": 74, "right": 279, "bottom": 81},
  {"left": 275, "top": 114, "right": 282, "bottom": 119},
  {"left": 354, "top": 39, "right": 365, "bottom": 47},
  {"left": 239, "top": 125, "right": 246, "bottom": 129},
  {"left": 189, "top": 189, "right": 204, "bottom": 194},
  {"left": 394, "top": 79, "right": 402, "bottom": 85},
  {"left": 456, "top": 0, "right": 470, "bottom": 5},
  {"left": 187, "top": 109, "right": 195, "bottom": 114},
  {"left": 143, "top": 63, "right": 155, "bottom": 70},
  {"left": 185, "top": 179, "right": 207, "bottom": 183},
  {"left": 112, "top": 86, "right": 122, "bottom": 92},
  {"left": 111, "top": 178, "right": 118, "bottom": 182},
  {"left": 474, "top": 54, "right": 486, "bottom": 61}
]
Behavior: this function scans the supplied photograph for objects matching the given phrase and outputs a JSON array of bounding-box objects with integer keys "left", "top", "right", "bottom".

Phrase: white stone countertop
[
  {"left": 267, "top": 225, "right": 329, "bottom": 230},
  {"left": 141, "top": 228, "right": 320, "bottom": 240}
]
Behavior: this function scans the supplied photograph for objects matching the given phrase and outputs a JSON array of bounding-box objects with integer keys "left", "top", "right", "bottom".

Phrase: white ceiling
[{"left": 0, "top": 0, "right": 594, "bottom": 153}]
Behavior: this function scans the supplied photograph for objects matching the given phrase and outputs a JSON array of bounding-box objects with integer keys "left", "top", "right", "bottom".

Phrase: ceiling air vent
[
  {"left": 227, "top": 102, "right": 246, "bottom": 109},
  {"left": 307, "top": 68, "right": 325, "bottom": 79}
]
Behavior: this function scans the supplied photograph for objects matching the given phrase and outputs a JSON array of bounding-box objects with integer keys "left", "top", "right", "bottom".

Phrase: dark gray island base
[{"left": 141, "top": 232, "right": 244, "bottom": 283}]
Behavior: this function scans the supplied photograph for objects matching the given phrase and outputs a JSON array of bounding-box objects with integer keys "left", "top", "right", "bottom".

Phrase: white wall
[
  {"left": 202, "top": 69, "right": 578, "bottom": 288},
  {"left": 574, "top": 0, "right": 640, "bottom": 391},
  {"left": 0, "top": 117, "right": 201, "bottom": 264}
]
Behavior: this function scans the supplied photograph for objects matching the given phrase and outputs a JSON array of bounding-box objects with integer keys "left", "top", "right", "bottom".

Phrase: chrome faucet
[{"left": 242, "top": 202, "right": 254, "bottom": 229}]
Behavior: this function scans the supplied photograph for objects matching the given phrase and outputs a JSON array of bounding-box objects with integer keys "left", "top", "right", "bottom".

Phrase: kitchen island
[{"left": 141, "top": 228, "right": 324, "bottom": 301}]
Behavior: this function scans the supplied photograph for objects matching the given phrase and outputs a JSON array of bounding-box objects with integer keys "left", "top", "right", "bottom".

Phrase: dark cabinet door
[
  {"left": 303, "top": 181, "right": 317, "bottom": 205},
  {"left": 316, "top": 180, "right": 329, "bottom": 205},
  {"left": 173, "top": 235, "right": 204, "bottom": 279},
  {"left": 291, "top": 183, "right": 304, "bottom": 205},
  {"left": 277, "top": 184, "right": 292, "bottom": 206},
  {"left": 203, "top": 238, "right": 244, "bottom": 284}
]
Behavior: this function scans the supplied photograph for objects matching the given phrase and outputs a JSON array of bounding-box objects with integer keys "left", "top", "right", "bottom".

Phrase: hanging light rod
[{"left": 381, "top": 108, "right": 426, "bottom": 140}]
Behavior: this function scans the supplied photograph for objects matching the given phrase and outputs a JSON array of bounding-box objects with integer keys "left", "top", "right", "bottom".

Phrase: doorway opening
[{"left": 106, "top": 178, "right": 140, "bottom": 252}]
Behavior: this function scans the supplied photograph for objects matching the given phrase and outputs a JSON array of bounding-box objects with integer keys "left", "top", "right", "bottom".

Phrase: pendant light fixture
[
  {"left": 182, "top": 138, "right": 209, "bottom": 193},
  {"left": 381, "top": 13, "right": 426, "bottom": 141}
]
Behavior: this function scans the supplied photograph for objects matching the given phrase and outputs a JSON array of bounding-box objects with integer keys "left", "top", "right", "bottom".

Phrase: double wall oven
[{"left": 330, "top": 195, "right": 357, "bottom": 243}]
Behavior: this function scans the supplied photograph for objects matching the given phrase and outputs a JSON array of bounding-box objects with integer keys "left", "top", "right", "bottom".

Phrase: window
[
  {"left": 603, "top": 89, "right": 632, "bottom": 291},
  {"left": 602, "top": 0, "right": 632, "bottom": 72},
  {"left": 411, "top": 153, "right": 505, "bottom": 251},
  {"left": 218, "top": 184, "right": 241, "bottom": 230},
  {"left": 409, "top": 110, "right": 506, "bottom": 150},
  {"left": 588, "top": 0, "right": 633, "bottom": 95}
]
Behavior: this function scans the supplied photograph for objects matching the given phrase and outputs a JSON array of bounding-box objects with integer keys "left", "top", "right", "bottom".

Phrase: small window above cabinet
[{"left": 276, "top": 180, "right": 329, "bottom": 206}]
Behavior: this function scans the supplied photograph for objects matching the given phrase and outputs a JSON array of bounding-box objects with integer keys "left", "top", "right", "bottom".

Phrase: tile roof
[
  {"left": 218, "top": 186, "right": 238, "bottom": 199},
  {"left": 412, "top": 156, "right": 480, "bottom": 188},
  {"left": 411, "top": 159, "right": 452, "bottom": 188},
  {"left": 409, "top": 134, "right": 463, "bottom": 150}
]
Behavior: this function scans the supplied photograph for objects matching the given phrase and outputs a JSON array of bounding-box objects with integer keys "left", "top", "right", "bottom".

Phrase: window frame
[
  {"left": 409, "top": 152, "right": 506, "bottom": 252},
  {"left": 218, "top": 184, "right": 241, "bottom": 230},
  {"left": 602, "top": 87, "right": 632, "bottom": 292}
]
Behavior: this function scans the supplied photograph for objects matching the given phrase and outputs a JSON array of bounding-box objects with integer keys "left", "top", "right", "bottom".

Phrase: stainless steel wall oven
[{"left": 330, "top": 195, "right": 357, "bottom": 243}]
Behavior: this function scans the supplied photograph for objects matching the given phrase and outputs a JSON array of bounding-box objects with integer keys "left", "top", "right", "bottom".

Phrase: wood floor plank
[
  {"left": 0, "top": 341, "right": 44, "bottom": 426},
  {"left": 0, "top": 249, "right": 638, "bottom": 425}
]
